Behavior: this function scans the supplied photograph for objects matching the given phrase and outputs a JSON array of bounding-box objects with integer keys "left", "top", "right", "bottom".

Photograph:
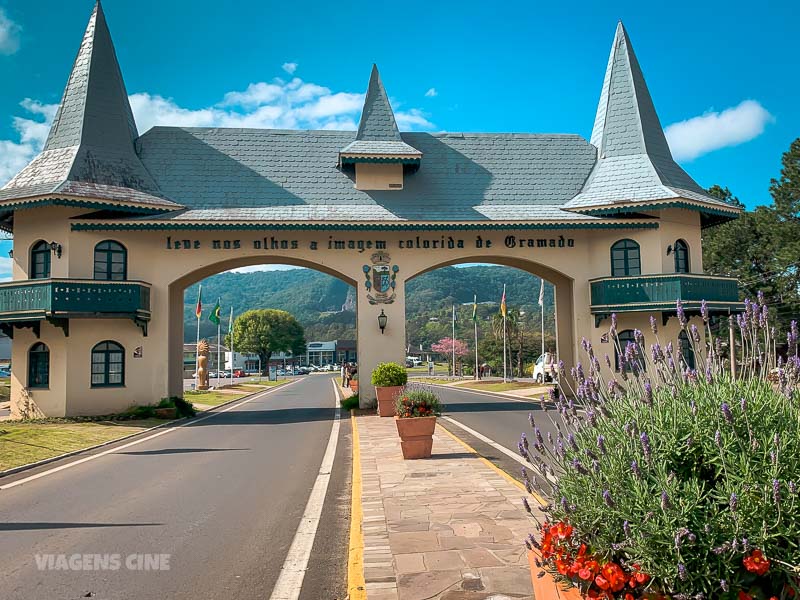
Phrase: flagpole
[
  {"left": 539, "top": 279, "right": 545, "bottom": 359},
  {"left": 473, "top": 294, "right": 478, "bottom": 381},
  {"left": 195, "top": 284, "right": 201, "bottom": 390},
  {"left": 229, "top": 306, "right": 234, "bottom": 380},
  {"left": 216, "top": 298, "right": 221, "bottom": 388},
  {"left": 452, "top": 304, "right": 456, "bottom": 378},
  {"left": 502, "top": 284, "right": 507, "bottom": 383}
]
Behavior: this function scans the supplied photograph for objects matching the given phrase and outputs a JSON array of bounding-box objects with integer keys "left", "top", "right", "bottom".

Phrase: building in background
[{"left": 183, "top": 343, "right": 228, "bottom": 376}]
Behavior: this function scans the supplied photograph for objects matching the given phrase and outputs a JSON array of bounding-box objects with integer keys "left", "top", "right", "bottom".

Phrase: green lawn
[
  {"left": 454, "top": 380, "right": 549, "bottom": 393},
  {"left": 185, "top": 381, "right": 286, "bottom": 409},
  {"left": 0, "top": 419, "right": 161, "bottom": 472},
  {"left": 405, "top": 362, "right": 448, "bottom": 374}
]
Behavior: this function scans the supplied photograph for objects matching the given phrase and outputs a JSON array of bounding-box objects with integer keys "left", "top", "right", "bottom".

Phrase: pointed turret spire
[
  {"left": 0, "top": 2, "right": 178, "bottom": 210},
  {"left": 356, "top": 65, "right": 402, "bottom": 142},
  {"left": 339, "top": 65, "right": 421, "bottom": 165},
  {"left": 566, "top": 22, "right": 734, "bottom": 215}
]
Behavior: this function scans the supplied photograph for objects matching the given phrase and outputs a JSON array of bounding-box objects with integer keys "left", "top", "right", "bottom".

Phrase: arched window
[
  {"left": 91, "top": 341, "right": 125, "bottom": 387},
  {"left": 28, "top": 342, "right": 50, "bottom": 388},
  {"left": 674, "top": 239, "right": 690, "bottom": 274},
  {"left": 615, "top": 329, "right": 644, "bottom": 372},
  {"left": 610, "top": 239, "right": 641, "bottom": 276},
  {"left": 30, "top": 241, "right": 51, "bottom": 279},
  {"left": 678, "top": 330, "right": 696, "bottom": 370},
  {"left": 94, "top": 241, "right": 127, "bottom": 281}
]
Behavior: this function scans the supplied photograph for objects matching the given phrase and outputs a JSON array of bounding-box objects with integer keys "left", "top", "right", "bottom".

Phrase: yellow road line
[
  {"left": 436, "top": 421, "right": 548, "bottom": 507},
  {"left": 347, "top": 409, "right": 366, "bottom": 600}
]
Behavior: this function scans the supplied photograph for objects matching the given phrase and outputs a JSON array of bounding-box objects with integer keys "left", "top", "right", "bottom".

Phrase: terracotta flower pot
[
  {"left": 376, "top": 385, "right": 403, "bottom": 417},
  {"left": 527, "top": 551, "right": 582, "bottom": 600},
  {"left": 349, "top": 381, "right": 359, "bottom": 392},
  {"left": 395, "top": 416, "right": 436, "bottom": 459}
]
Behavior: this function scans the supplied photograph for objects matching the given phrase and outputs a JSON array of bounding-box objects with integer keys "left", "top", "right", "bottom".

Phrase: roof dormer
[{"left": 339, "top": 65, "right": 421, "bottom": 190}]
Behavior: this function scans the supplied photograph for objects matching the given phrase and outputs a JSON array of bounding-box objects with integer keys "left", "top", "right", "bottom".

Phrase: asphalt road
[
  {"left": 0, "top": 374, "right": 350, "bottom": 600},
  {"left": 430, "top": 383, "right": 563, "bottom": 493}
]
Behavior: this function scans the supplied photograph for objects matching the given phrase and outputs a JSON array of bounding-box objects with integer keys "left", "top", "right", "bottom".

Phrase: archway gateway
[{"left": 0, "top": 5, "right": 742, "bottom": 417}]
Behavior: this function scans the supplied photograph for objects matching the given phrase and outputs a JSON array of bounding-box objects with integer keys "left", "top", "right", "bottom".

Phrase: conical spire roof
[
  {"left": 340, "top": 65, "right": 421, "bottom": 161},
  {"left": 566, "top": 22, "right": 734, "bottom": 214},
  {"left": 0, "top": 2, "right": 178, "bottom": 210}
]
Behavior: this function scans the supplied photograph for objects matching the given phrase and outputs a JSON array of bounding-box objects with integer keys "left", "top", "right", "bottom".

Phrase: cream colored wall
[
  {"left": 6, "top": 202, "right": 707, "bottom": 416},
  {"left": 354, "top": 163, "right": 404, "bottom": 190}
]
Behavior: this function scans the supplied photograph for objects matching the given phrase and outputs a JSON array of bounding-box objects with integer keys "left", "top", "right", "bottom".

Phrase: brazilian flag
[{"left": 209, "top": 299, "right": 221, "bottom": 325}]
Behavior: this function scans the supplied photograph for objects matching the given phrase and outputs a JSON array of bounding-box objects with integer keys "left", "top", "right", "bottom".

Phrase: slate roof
[
  {"left": 0, "top": 2, "right": 176, "bottom": 211},
  {"left": 133, "top": 128, "right": 597, "bottom": 222},
  {"left": 564, "top": 22, "right": 735, "bottom": 214}
]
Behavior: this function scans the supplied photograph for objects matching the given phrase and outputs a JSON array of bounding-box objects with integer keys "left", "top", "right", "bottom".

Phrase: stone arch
[
  {"left": 404, "top": 254, "right": 577, "bottom": 378},
  {"left": 165, "top": 256, "right": 359, "bottom": 398}
]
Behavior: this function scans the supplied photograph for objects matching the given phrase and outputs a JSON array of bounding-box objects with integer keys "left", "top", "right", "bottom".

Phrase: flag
[
  {"left": 195, "top": 286, "right": 202, "bottom": 319},
  {"left": 500, "top": 286, "right": 507, "bottom": 318},
  {"left": 228, "top": 306, "right": 234, "bottom": 335},
  {"left": 209, "top": 299, "right": 221, "bottom": 325},
  {"left": 538, "top": 279, "right": 545, "bottom": 307},
  {"left": 472, "top": 294, "right": 477, "bottom": 322}
]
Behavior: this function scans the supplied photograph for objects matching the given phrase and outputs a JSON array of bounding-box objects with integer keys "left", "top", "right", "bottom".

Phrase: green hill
[{"left": 184, "top": 266, "right": 555, "bottom": 352}]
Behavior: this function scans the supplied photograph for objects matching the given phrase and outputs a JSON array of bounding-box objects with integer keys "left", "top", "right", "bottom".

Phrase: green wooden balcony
[
  {"left": 0, "top": 279, "right": 151, "bottom": 336},
  {"left": 590, "top": 273, "right": 742, "bottom": 324}
]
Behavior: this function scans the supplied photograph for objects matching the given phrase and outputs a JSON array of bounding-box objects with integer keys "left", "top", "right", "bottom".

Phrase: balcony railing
[
  {"left": 0, "top": 279, "right": 151, "bottom": 336},
  {"left": 590, "top": 274, "right": 741, "bottom": 318}
]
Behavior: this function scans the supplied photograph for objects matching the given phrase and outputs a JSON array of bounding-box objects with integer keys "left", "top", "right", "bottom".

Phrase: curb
[
  {"left": 0, "top": 384, "right": 284, "bottom": 480},
  {"left": 347, "top": 408, "right": 366, "bottom": 600}
]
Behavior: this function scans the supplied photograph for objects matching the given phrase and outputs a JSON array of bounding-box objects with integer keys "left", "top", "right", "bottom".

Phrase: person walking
[{"left": 340, "top": 363, "right": 347, "bottom": 387}]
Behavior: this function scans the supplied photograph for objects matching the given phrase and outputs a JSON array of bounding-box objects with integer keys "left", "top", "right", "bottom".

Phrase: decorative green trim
[
  {"left": 71, "top": 221, "right": 661, "bottom": 232},
  {"left": 590, "top": 301, "right": 744, "bottom": 314},
  {"left": 0, "top": 197, "right": 176, "bottom": 215},
  {"left": 577, "top": 201, "right": 739, "bottom": 219},
  {"left": 340, "top": 156, "right": 421, "bottom": 165}
]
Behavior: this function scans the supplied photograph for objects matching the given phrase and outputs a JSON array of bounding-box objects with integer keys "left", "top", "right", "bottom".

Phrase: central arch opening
[
  {"left": 404, "top": 256, "right": 575, "bottom": 387},
  {"left": 167, "top": 257, "right": 359, "bottom": 400}
]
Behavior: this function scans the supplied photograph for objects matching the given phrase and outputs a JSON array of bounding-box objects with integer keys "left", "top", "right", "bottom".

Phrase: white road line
[
  {"left": 268, "top": 379, "right": 342, "bottom": 600},
  {"left": 441, "top": 415, "right": 558, "bottom": 485},
  {"left": 0, "top": 378, "right": 303, "bottom": 491}
]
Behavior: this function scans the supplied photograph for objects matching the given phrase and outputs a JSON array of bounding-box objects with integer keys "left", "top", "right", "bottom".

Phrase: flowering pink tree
[{"left": 431, "top": 337, "right": 470, "bottom": 357}]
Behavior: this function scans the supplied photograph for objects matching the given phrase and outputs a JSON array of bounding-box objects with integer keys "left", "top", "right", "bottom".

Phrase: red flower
[
  {"left": 738, "top": 592, "right": 753, "bottom": 600},
  {"left": 550, "top": 521, "right": 573, "bottom": 540},
  {"left": 600, "top": 562, "right": 627, "bottom": 592},
  {"left": 743, "top": 549, "right": 770, "bottom": 576}
]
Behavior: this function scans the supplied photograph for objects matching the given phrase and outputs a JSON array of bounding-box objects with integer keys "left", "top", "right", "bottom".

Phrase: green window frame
[
  {"left": 614, "top": 329, "right": 644, "bottom": 372},
  {"left": 91, "top": 341, "right": 125, "bottom": 387},
  {"left": 30, "top": 240, "right": 51, "bottom": 279},
  {"left": 610, "top": 239, "right": 641, "bottom": 277},
  {"left": 28, "top": 342, "right": 50, "bottom": 388},
  {"left": 674, "top": 239, "right": 690, "bottom": 274},
  {"left": 678, "top": 330, "right": 696, "bottom": 370},
  {"left": 94, "top": 240, "right": 127, "bottom": 281}
]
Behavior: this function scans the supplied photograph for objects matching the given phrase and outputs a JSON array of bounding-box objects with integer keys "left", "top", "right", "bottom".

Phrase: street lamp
[{"left": 377, "top": 309, "right": 388, "bottom": 334}]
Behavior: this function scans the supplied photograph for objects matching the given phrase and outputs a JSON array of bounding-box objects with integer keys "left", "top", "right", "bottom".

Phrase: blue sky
[{"left": 0, "top": 0, "right": 796, "bottom": 272}]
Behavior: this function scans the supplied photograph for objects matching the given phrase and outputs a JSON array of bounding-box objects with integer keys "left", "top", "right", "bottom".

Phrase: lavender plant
[{"left": 522, "top": 296, "right": 800, "bottom": 599}]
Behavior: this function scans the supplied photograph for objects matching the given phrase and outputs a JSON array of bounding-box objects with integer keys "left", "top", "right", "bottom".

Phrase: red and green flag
[{"left": 195, "top": 285, "right": 202, "bottom": 320}]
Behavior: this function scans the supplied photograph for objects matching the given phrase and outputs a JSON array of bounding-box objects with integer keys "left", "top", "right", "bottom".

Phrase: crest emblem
[{"left": 363, "top": 251, "right": 399, "bottom": 305}]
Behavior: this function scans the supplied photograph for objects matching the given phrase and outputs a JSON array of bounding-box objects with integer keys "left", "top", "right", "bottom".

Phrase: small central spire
[{"left": 356, "top": 65, "right": 402, "bottom": 142}]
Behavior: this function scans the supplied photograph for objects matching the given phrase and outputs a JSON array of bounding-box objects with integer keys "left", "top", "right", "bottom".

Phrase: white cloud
[
  {"left": 425, "top": 88, "right": 437, "bottom": 98},
  {"left": 0, "top": 71, "right": 436, "bottom": 186},
  {"left": 665, "top": 100, "right": 774, "bottom": 162},
  {"left": 282, "top": 62, "right": 298, "bottom": 75},
  {"left": 0, "top": 255, "right": 12, "bottom": 282},
  {"left": 0, "top": 9, "right": 21, "bottom": 55},
  {"left": 230, "top": 264, "right": 303, "bottom": 274}
]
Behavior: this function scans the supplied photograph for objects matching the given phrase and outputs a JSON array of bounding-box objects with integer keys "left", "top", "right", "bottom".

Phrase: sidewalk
[{"left": 355, "top": 413, "right": 542, "bottom": 600}]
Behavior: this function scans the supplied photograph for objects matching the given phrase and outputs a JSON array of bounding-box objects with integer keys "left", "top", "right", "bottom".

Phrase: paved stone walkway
[{"left": 356, "top": 413, "right": 541, "bottom": 600}]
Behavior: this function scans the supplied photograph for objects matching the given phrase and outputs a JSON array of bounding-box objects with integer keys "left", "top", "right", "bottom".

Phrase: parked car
[
  {"left": 277, "top": 369, "right": 286, "bottom": 376},
  {"left": 0, "top": 368, "right": 10, "bottom": 377},
  {"left": 220, "top": 371, "right": 231, "bottom": 378},
  {"left": 233, "top": 369, "right": 246, "bottom": 377},
  {"left": 532, "top": 353, "right": 557, "bottom": 384},
  {"left": 297, "top": 366, "right": 310, "bottom": 375}
]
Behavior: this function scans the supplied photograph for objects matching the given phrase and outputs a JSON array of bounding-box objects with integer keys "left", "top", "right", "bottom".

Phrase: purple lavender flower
[
  {"left": 557, "top": 360, "right": 565, "bottom": 378},
  {"left": 643, "top": 381, "right": 653, "bottom": 407},
  {"left": 560, "top": 496, "right": 570, "bottom": 513},
  {"left": 597, "top": 435, "right": 607, "bottom": 455},
  {"left": 603, "top": 490, "right": 615, "bottom": 507},
  {"left": 528, "top": 412, "right": 535, "bottom": 429},
  {"left": 640, "top": 431, "right": 652, "bottom": 462},
  {"left": 592, "top": 459, "right": 600, "bottom": 473},
  {"left": 604, "top": 354, "right": 612, "bottom": 369},
  {"left": 676, "top": 300, "right": 687, "bottom": 327},
  {"left": 568, "top": 433, "right": 578, "bottom": 452},
  {"left": 548, "top": 387, "right": 558, "bottom": 403},
  {"left": 610, "top": 313, "right": 617, "bottom": 331},
  {"left": 521, "top": 432, "right": 529, "bottom": 451},
  {"left": 704, "top": 365, "right": 713, "bottom": 384},
  {"left": 661, "top": 490, "right": 671, "bottom": 510},
  {"left": 570, "top": 458, "right": 589, "bottom": 475},
  {"left": 731, "top": 538, "right": 739, "bottom": 552},
  {"left": 649, "top": 315, "right": 658, "bottom": 335},
  {"left": 721, "top": 402, "right": 733, "bottom": 424},
  {"left": 547, "top": 431, "right": 553, "bottom": 446},
  {"left": 686, "top": 436, "right": 694, "bottom": 448},
  {"left": 773, "top": 479, "right": 781, "bottom": 506},
  {"left": 623, "top": 520, "right": 631, "bottom": 537},
  {"left": 534, "top": 427, "right": 543, "bottom": 446},
  {"left": 774, "top": 433, "right": 780, "bottom": 447},
  {"left": 678, "top": 563, "right": 687, "bottom": 581},
  {"left": 720, "top": 580, "right": 729, "bottom": 593},
  {"left": 740, "top": 396, "right": 747, "bottom": 412},
  {"left": 701, "top": 299, "right": 709, "bottom": 322},
  {"left": 771, "top": 451, "right": 777, "bottom": 465},
  {"left": 789, "top": 481, "right": 797, "bottom": 495},
  {"left": 690, "top": 323, "right": 701, "bottom": 343},
  {"left": 742, "top": 538, "right": 750, "bottom": 551},
  {"left": 522, "top": 497, "right": 531, "bottom": 513},
  {"left": 587, "top": 410, "right": 597, "bottom": 427},
  {"left": 715, "top": 430, "right": 722, "bottom": 447},
  {"left": 729, "top": 493, "right": 738, "bottom": 512}
]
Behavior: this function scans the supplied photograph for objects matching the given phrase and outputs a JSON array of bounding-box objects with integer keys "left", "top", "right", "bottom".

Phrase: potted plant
[
  {"left": 520, "top": 299, "right": 800, "bottom": 599},
  {"left": 371, "top": 362, "right": 408, "bottom": 417},
  {"left": 394, "top": 387, "right": 442, "bottom": 459}
]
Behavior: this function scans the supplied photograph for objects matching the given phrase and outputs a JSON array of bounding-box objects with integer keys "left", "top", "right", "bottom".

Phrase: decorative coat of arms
[{"left": 363, "top": 251, "right": 399, "bottom": 305}]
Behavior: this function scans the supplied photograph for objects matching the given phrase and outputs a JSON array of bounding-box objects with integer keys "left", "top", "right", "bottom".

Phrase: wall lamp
[
  {"left": 50, "top": 242, "right": 62, "bottom": 258},
  {"left": 377, "top": 309, "right": 388, "bottom": 334}
]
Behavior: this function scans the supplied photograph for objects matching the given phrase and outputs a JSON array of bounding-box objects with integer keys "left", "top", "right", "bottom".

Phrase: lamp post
[{"left": 377, "top": 309, "right": 388, "bottom": 334}]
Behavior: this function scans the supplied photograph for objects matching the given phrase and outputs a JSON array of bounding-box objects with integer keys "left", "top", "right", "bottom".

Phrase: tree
[
  {"left": 431, "top": 337, "right": 470, "bottom": 357},
  {"left": 227, "top": 309, "right": 306, "bottom": 373}
]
